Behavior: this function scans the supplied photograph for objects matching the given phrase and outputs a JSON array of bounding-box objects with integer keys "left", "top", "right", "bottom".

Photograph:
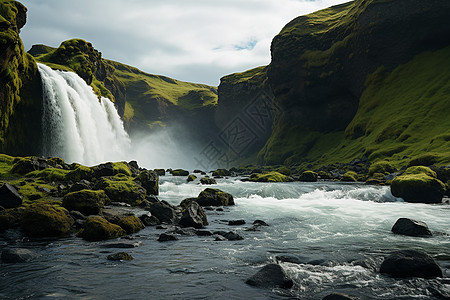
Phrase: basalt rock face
[
  {"left": 0, "top": 0, "right": 42, "bottom": 155},
  {"left": 269, "top": 0, "right": 450, "bottom": 133}
]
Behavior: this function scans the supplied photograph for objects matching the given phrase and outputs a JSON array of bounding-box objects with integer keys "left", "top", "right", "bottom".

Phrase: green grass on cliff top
[{"left": 259, "top": 46, "right": 450, "bottom": 169}]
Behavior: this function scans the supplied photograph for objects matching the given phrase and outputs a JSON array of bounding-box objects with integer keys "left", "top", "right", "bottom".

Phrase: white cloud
[{"left": 20, "top": 0, "right": 349, "bottom": 85}]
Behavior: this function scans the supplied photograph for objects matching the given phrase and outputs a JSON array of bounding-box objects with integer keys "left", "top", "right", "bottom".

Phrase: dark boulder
[
  {"left": 117, "top": 215, "right": 144, "bottom": 234},
  {"left": 62, "top": 189, "right": 109, "bottom": 216},
  {"left": 0, "top": 183, "right": 23, "bottom": 208},
  {"left": 187, "top": 174, "right": 197, "bottom": 182},
  {"left": 1, "top": 248, "right": 38, "bottom": 263},
  {"left": 392, "top": 218, "right": 432, "bottom": 237},
  {"left": 107, "top": 252, "right": 133, "bottom": 261},
  {"left": 196, "top": 188, "right": 234, "bottom": 206},
  {"left": 158, "top": 233, "right": 178, "bottom": 242},
  {"left": 212, "top": 169, "right": 231, "bottom": 177},
  {"left": 200, "top": 177, "right": 217, "bottom": 185},
  {"left": 253, "top": 220, "right": 269, "bottom": 226},
  {"left": 380, "top": 249, "right": 443, "bottom": 278},
  {"left": 78, "top": 216, "right": 126, "bottom": 242},
  {"left": 299, "top": 171, "right": 318, "bottom": 182},
  {"left": 223, "top": 231, "right": 243, "bottom": 241},
  {"left": 148, "top": 201, "right": 177, "bottom": 224},
  {"left": 0, "top": 208, "right": 23, "bottom": 231},
  {"left": 391, "top": 173, "right": 445, "bottom": 204},
  {"left": 228, "top": 220, "right": 246, "bottom": 226},
  {"left": 179, "top": 201, "right": 208, "bottom": 229},
  {"left": 246, "top": 264, "right": 293, "bottom": 289},
  {"left": 134, "top": 170, "right": 159, "bottom": 195},
  {"left": 67, "top": 180, "right": 92, "bottom": 193},
  {"left": 171, "top": 169, "right": 189, "bottom": 176},
  {"left": 275, "top": 254, "right": 303, "bottom": 264},
  {"left": 322, "top": 293, "right": 358, "bottom": 300},
  {"left": 139, "top": 213, "right": 159, "bottom": 226},
  {"left": 154, "top": 169, "right": 166, "bottom": 176},
  {"left": 92, "top": 162, "right": 115, "bottom": 177}
]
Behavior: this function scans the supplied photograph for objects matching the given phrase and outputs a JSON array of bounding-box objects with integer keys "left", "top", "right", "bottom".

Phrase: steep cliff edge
[
  {"left": 0, "top": 0, "right": 42, "bottom": 155},
  {"left": 255, "top": 0, "right": 450, "bottom": 166}
]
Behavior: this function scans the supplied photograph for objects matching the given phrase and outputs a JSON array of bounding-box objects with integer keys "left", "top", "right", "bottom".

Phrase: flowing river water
[{"left": 1, "top": 176, "right": 449, "bottom": 299}]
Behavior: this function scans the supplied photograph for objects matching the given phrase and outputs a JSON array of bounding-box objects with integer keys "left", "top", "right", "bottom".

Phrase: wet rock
[
  {"left": 92, "top": 162, "right": 116, "bottom": 177},
  {"left": 118, "top": 215, "right": 144, "bottom": 234},
  {"left": 179, "top": 201, "right": 208, "bottom": 229},
  {"left": 275, "top": 254, "right": 303, "bottom": 264},
  {"left": 102, "top": 241, "right": 142, "bottom": 248},
  {"left": 186, "top": 174, "right": 197, "bottom": 182},
  {"left": 63, "top": 189, "right": 109, "bottom": 216},
  {"left": 212, "top": 169, "right": 231, "bottom": 177},
  {"left": 200, "top": 177, "right": 217, "bottom": 185},
  {"left": 223, "top": 231, "right": 243, "bottom": 241},
  {"left": 70, "top": 210, "right": 87, "bottom": 220},
  {"left": 154, "top": 169, "right": 166, "bottom": 176},
  {"left": 0, "top": 208, "right": 22, "bottom": 231},
  {"left": 380, "top": 249, "right": 443, "bottom": 278},
  {"left": 246, "top": 264, "right": 293, "bottom": 289},
  {"left": 0, "top": 183, "right": 23, "bottom": 209},
  {"left": 171, "top": 169, "right": 189, "bottom": 176},
  {"left": 322, "top": 293, "right": 359, "bottom": 300},
  {"left": 392, "top": 218, "right": 432, "bottom": 237},
  {"left": 78, "top": 216, "right": 126, "bottom": 242},
  {"left": 67, "top": 180, "right": 92, "bottom": 193},
  {"left": 139, "top": 213, "right": 159, "bottom": 226},
  {"left": 134, "top": 170, "right": 159, "bottom": 195},
  {"left": 195, "top": 188, "right": 234, "bottom": 206},
  {"left": 102, "top": 206, "right": 134, "bottom": 224},
  {"left": 253, "top": 220, "right": 269, "bottom": 226},
  {"left": 21, "top": 202, "right": 74, "bottom": 237},
  {"left": 107, "top": 252, "right": 133, "bottom": 261},
  {"left": 1, "top": 248, "right": 38, "bottom": 263},
  {"left": 148, "top": 201, "right": 177, "bottom": 224},
  {"left": 158, "top": 233, "right": 178, "bottom": 242},
  {"left": 193, "top": 170, "right": 203, "bottom": 174},
  {"left": 214, "top": 235, "right": 227, "bottom": 241},
  {"left": 228, "top": 220, "right": 246, "bottom": 226},
  {"left": 195, "top": 230, "right": 213, "bottom": 236},
  {"left": 299, "top": 171, "right": 318, "bottom": 182}
]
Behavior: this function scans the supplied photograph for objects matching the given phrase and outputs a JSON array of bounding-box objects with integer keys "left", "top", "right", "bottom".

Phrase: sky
[{"left": 20, "top": 0, "right": 349, "bottom": 86}]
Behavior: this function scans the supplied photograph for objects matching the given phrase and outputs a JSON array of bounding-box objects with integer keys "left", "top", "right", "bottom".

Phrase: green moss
[
  {"left": 249, "top": 171, "right": 293, "bottom": 183},
  {"left": 0, "top": 207, "right": 22, "bottom": 231},
  {"left": 212, "top": 169, "right": 231, "bottom": 177},
  {"left": 95, "top": 174, "right": 146, "bottom": 205},
  {"left": 341, "top": 171, "right": 358, "bottom": 182},
  {"left": 187, "top": 174, "right": 197, "bottom": 182},
  {"left": 20, "top": 202, "right": 74, "bottom": 237},
  {"left": 408, "top": 153, "right": 440, "bottom": 167},
  {"left": 111, "top": 162, "right": 132, "bottom": 176},
  {"left": 0, "top": 153, "right": 14, "bottom": 177},
  {"left": 26, "top": 168, "right": 70, "bottom": 181},
  {"left": 171, "top": 169, "right": 189, "bottom": 176},
  {"left": 368, "top": 161, "right": 396, "bottom": 176},
  {"left": 7, "top": 179, "right": 55, "bottom": 202},
  {"left": 78, "top": 216, "right": 126, "bottom": 242},
  {"left": 66, "top": 164, "right": 94, "bottom": 181},
  {"left": 275, "top": 166, "right": 292, "bottom": 176},
  {"left": 62, "top": 189, "right": 109, "bottom": 215},
  {"left": 391, "top": 174, "right": 445, "bottom": 203},
  {"left": 403, "top": 166, "right": 437, "bottom": 178},
  {"left": 117, "top": 215, "right": 144, "bottom": 234}
]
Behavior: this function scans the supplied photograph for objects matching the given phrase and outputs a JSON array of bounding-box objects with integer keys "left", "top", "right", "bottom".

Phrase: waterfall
[{"left": 38, "top": 63, "right": 131, "bottom": 166}]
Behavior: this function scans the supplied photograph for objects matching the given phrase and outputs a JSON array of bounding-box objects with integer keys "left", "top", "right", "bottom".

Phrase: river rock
[
  {"left": 179, "top": 201, "right": 208, "bottom": 229},
  {"left": 1, "top": 248, "right": 38, "bottom": 263},
  {"left": 154, "top": 169, "right": 166, "bottom": 176},
  {"left": 148, "top": 201, "right": 177, "bottom": 224},
  {"left": 223, "top": 231, "right": 243, "bottom": 241},
  {"left": 391, "top": 218, "right": 432, "bottom": 237},
  {"left": 78, "top": 216, "right": 126, "bottom": 242},
  {"left": 322, "top": 293, "right": 358, "bottom": 300},
  {"left": 102, "top": 206, "right": 134, "bottom": 224},
  {"left": 62, "top": 189, "right": 109, "bottom": 216},
  {"left": 195, "top": 188, "right": 234, "bottom": 206},
  {"left": 253, "top": 220, "right": 269, "bottom": 226},
  {"left": 246, "top": 264, "right": 293, "bottom": 289},
  {"left": 200, "top": 177, "right": 217, "bottom": 185},
  {"left": 102, "top": 241, "right": 142, "bottom": 248},
  {"left": 380, "top": 249, "right": 443, "bottom": 278},
  {"left": 391, "top": 172, "right": 445, "bottom": 203},
  {"left": 139, "top": 213, "right": 159, "bottom": 226},
  {"left": 0, "top": 183, "right": 23, "bottom": 208},
  {"left": 107, "top": 252, "right": 133, "bottom": 261},
  {"left": 212, "top": 169, "right": 231, "bottom": 177},
  {"left": 118, "top": 215, "right": 144, "bottom": 234},
  {"left": 171, "top": 169, "right": 189, "bottom": 176},
  {"left": 228, "top": 220, "right": 246, "bottom": 226},
  {"left": 134, "top": 170, "right": 159, "bottom": 195},
  {"left": 275, "top": 254, "right": 303, "bottom": 264},
  {"left": 158, "top": 233, "right": 178, "bottom": 242},
  {"left": 299, "top": 171, "right": 318, "bottom": 182},
  {"left": 186, "top": 174, "right": 197, "bottom": 182}
]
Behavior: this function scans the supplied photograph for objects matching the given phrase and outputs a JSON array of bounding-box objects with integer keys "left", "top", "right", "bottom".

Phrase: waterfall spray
[{"left": 38, "top": 63, "right": 131, "bottom": 166}]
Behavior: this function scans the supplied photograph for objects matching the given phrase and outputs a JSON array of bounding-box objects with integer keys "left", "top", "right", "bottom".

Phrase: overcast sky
[{"left": 20, "top": 0, "right": 348, "bottom": 86}]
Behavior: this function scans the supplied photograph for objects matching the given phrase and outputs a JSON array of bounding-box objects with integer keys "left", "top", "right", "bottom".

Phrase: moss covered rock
[
  {"left": 341, "top": 171, "right": 358, "bottom": 182},
  {"left": 391, "top": 174, "right": 445, "bottom": 204},
  {"left": 187, "top": 174, "right": 197, "bottom": 182},
  {"left": 134, "top": 170, "right": 158, "bottom": 195},
  {"left": 212, "top": 169, "right": 231, "bottom": 177},
  {"left": 0, "top": 207, "right": 22, "bottom": 231},
  {"left": 20, "top": 202, "right": 74, "bottom": 237},
  {"left": 196, "top": 188, "right": 234, "bottom": 206},
  {"left": 117, "top": 215, "right": 144, "bottom": 234},
  {"left": 200, "top": 177, "right": 216, "bottom": 185},
  {"left": 66, "top": 164, "right": 94, "bottom": 181},
  {"left": 249, "top": 172, "right": 293, "bottom": 183},
  {"left": 95, "top": 174, "right": 146, "bottom": 205},
  {"left": 78, "top": 216, "right": 126, "bottom": 241},
  {"left": 107, "top": 252, "right": 133, "bottom": 261},
  {"left": 171, "top": 169, "right": 189, "bottom": 176},
  {"left": 299, "top": 171, "right": 318, "bottom": 182},
  {"left": 368, "top": 161, "right": 396, "bottom": 176},
  {"left": 62, "top": 189, "right": 109, "bottom": 215},
  {"left": 403, "top": 166, "right": 437, "bottom": 178}
]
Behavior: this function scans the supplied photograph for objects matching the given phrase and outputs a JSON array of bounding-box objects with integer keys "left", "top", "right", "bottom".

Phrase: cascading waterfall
[{"left": 38, "top": 63, "right": 131, "bottom": 166}]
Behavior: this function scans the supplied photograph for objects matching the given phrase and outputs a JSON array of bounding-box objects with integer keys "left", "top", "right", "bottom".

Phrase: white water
[{"left": 38, "top": 63, "right": 131, "bottom": 166}]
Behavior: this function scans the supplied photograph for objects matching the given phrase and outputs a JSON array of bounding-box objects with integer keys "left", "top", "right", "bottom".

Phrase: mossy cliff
[
  {"left": 0, "top": 0, "right": 42, "bottom": 155},
  {"left": 221, "top": 0, "right": 450, "bottom": 168}
]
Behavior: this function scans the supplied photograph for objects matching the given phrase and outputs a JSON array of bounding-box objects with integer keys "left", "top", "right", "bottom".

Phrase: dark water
[{"left": 1, "top": 177, "right": 449, "bottom": 299}]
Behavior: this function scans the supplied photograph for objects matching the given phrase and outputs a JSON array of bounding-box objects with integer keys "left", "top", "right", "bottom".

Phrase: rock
[
  {"left": 380, "top": 249, "right": 443, "bottom": 278},
  {"left": 70, "top": 210, "right": 87, "bottom": 220},
  {"left": 67, "top": 180, "right": 92, "bottom": 193},
  {"left": 186, "top": 174, "right": 197, "bottom": 182},
  {"left": 158, "top": 233, "right": 178, "bottom": 242},
  {"left": 20, "top": 202, "right": 74, "bottom": 237},
  {"left": 179, "top": 201, "right": 208, "bottom": 229},
  {"left": 275, "top": 254, "right": 303, "bottom": 264},
  {"left": 148, "top": 201, "right": 177, "bottom": 224},
  {"left": 154, "top": 169, "right": 166, "bottom": 176},
  {"left": 1, "top": 248, "right": 38, "bottom": 263},
  {"left": 62, "top": 189, "right": 109, "bottom": 216},
  {"left": 118, "top": 215, "right": 144, "bottom": 234},
  {"left": 228, "top": 220, "right": 246, "bottom": 226},
  {"left": 92, "top": 162, "right": 116, "bottom": 177},
  {"left": 193, "top": 169, "right": 203, "bottom": 173},
  {"left": 139, "top": 213, "right": 159, "bottom": 226},
  {"left": 299, "top": 171, "right": 318, "bottom": 182},
  {"left": 200, "top": 177, "right": 217, "bottom": 185},
  {"left": 246, "top": 264, "right": 293, "bottom": 289},
  {"left": 214, "top": 235, "right": 227, "bottom": 241},
  {"left": 102, "top": 241, "right": 142, "bottom": 248},
  {"left": 341, "top": 171, "right": 357, "bottom": 182},
  {"left": 0, "top": 208, "right": 22, "bottom": 231},
  {"left": 322, "top": 293, "right": 358, "bottom": 300},
  {"left": 107, "top": 252, "right": 133, "bottom": 261},
  {"left": 11, "top": 157, "right": 52, "bottom": 175},
  {"left": 392, "top": 218, "right": 432, "bottom": 237},
  {"left": 171, "top": 169, "right": 189, "bottom": 176},
  {"left": 212, "top": 169, "right": 231, "bottom": 177},
  {"left": 0, "top": 183, "right": 23, "bottom": 208},
  {"left": 95, "top": 175, "right": 146, "bottom": 205},
  {"left": 102, "top": 206, "right": 134, "bottom": 224},
  {"left": 195, "top": 230, "right": 213, "bottom": 236},
  {"left": 134, "top": 170, "right": 159, "bottom": 195},
  {"left": 223, "top": 231, "right": 243, "bottom": 241},
  {"left": 249, "top": 172, "right": 294, "bottom": 182},
  {"left": 253, "top": 220, "right": 269, "bottom": 226},
  {"left": 195, "top": 188, "right": 235, "bottom": 206},
  {"left": 391, "top": 173, "right": 445, "bottom": 203},
  {"left": 127, "top": 160, "right": 140, "bottom": 176},
  {"left": 78, "top": 216, "right": 126, "bottom": 242},
  {"left": 317, "top": 171, "right": 333, "bottom": 179}
]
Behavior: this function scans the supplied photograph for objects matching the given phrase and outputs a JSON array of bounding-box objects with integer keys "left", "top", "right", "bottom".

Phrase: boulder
[
  {"left": 322, "top": 293, "right": 358, "bottom": 300},
  {"left": 253, "top": 220, "right": 269, "bottom": 226},
  {"left": 11, "top": 157, "right": 51, "bottom": 175},
  {"left": 158, "top": 233, "right": 178, "bottom": 242},
  {"left": 179, "top": 201, "right": 208, "bottom": 229},
  {"left": 171, "top": 169, "right": 189, "bottom": 176},
  {"left": 95, "top": 175, "right": 146, "bottom": 205},
  {"left": 154, "top": 169, "right": 166, "bottom": 176},
  {"left": 67, "top": 180, "right": 92, "bottom": 193},
  {"left": 0, "top": 183, "right": 23, "bottom": 208},
  {"left": 249, "top": 172, "right": 294, "bottom": 182},
  {"left": 275, "top": 254, "right": 303, "bottom": 264},
  {"left": 117, "top": 215, "right": 144, "bottom": 234},
  {"left": 1, "top": 248, "right": 38, "bottom": 263},
  {"left": 299, "top": 171, "right": 318, "bottom": 182},
  {"left": 20, "top": 202, "right": 74, "bottom": 237},
  {"left": 391, "top": 218, "right": 432, "bottom": 237},
  {"left": 139, "top": 213, "right": 159, "bottom": 226},
  {"left": 391, "top": 174, "right": 445, "bottom": 203},
  {"left": 102, "top": 241, "right": 142, "bottom": 249},
  {"left": 134, "top": 170, "right": 159, "bottom": 195},
  {"left": 223, "top": 231, "right": 243, "bottom": 241},
  {"left": 341, "top": 171, "right": 357, "bottom": 182},
  {"left": 102, "top": 206, "right": 134, "bottom": 224},
  {"left": 200, "top": 177, "right": 217, "bottom": 185},
  {"left": 78, "top": 216, "right": 126, "bottom": 242},
  {"left": 107, "top": 252, "right": 133, "bottom": 261},
  {"left": 195, "top": 188, "right": 234, "bottom": 206},
  {"left": 380, "top": 249, "right": 443, "bottom": 278},
  {"left": 212, "top": 169, "right": 231, "bottom": 177},
  {"left": 246, "top": 264, "right": 293, "bottom": 289},
  {"left": 148, "top": 201, "right": 177, "bottom": 224},
  {"left": 186, "top": 174, "right": 197, "bottom": 182},
  {"left": 62, "top": 189, "right": 109, "bottom": 216},
  {"left": 228, "top": 220, "right": 246, "bottom": 226},
  {"left": 0, "top": 208, "right": 22, "bottom": 231}
]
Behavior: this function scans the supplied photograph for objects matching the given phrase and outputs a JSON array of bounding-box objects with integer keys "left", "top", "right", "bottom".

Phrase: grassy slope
[{"left": 260, "top": 46, "right": 450, "bottom": 168}]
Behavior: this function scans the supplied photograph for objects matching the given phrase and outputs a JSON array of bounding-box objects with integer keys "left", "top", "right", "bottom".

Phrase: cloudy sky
[{"left": 20, "top": 0, "right": 348, "bottom": 86}]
